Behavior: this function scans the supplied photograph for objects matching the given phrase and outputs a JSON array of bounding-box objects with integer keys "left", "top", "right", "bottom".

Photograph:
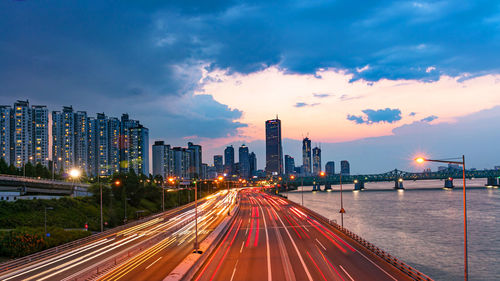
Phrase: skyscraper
[
  {"left": 325, "top": 161, "right": 335, "bottom": 176},
  {"left": 173, "top": 147, "right": 190, "bottom": 179},
  {"left": 312, "top": 147, "right": 321, "bottom": 175},
  {"left": 153, "top": 140, "right": 173, "bottom": 179},
  {"left": 284, "top": 155, "right": 295, "bottom": 175},
  {"left": 249, "top": 152, "right": 257, "bottom": 177},
  {"left": 341, "top": 160, "right": 350, "bottom": 176},
  {"left": 0, "top": 106, "right": 12, "bottom": 164},
  {"left": 74, "top": 111, "right": 89, "bottom": 174},
  {"left": 239, "top": 144, "right": 250, "bottom": 179},
  {"left": 108, "top": 117, "right": 121, "bottom": 175},
  {"left": 224, "top": 145, "right": 234, "bottom": 175},
  {"left": 302, "top": 137, "right": 312, "bottom": 175},
  {"left": 119, "top": 113, "right": 139, "bottom": 173},
  {"left": 265, "top": 117, "right": 283, "bottom": 175},
  {"left": 213, "top": 155, "right": 223, "bottom": 174}
]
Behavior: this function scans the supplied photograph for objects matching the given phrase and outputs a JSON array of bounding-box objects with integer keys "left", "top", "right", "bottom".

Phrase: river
[{"left": 287, "top": 179, "right": 499, "bottom": 281}]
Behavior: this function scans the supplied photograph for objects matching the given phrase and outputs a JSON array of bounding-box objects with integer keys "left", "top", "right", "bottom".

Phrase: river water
[{"left": 287, "top": 179, "right": 499, "bottom": 281}]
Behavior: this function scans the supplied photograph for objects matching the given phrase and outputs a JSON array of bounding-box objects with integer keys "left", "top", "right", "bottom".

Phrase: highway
[
  {"left": 0, "top": 189, "right": 236, "bottom": 281},
  {"left": 194, "top": 188, "right": 413, "bottom": 281}
]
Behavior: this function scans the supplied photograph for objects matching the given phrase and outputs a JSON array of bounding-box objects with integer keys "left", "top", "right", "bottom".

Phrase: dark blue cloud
[
  {"left": 420, "top": 115, "right": 438, "bottom": 122},
  {"left": 348, "top": 108, "right": 402, "bottom": 124},
  {"left": 294, "top": 102, "right": 320, "bottom": 108},
  {"left": 409, "top": 112, "right": 417, "bottom": 117},
  {"left": 313, "top": 93, "right": 332, "bottom": 98}
]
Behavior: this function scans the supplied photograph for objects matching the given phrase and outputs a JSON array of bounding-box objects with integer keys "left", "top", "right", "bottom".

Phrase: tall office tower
[
  {"left": 53, "top": 106, "right": 76, "bottom": 172},
  {"left": 224, "top": 145, "right": 234, "bottom": 175},
  {"left": 249, "top": 152, "right": 257, "bottom": 177},
  {"left": 129, "top": 125, "right": 149, "bottom": 176},
  {"left": 325, "top": 161, "right": 335, "bottom": 176},
  {"left": 188, "top": 142, "right": 202, "bottom": 178},
  {"left": 265, "top": 117, "right": 283, "bottom": 175},
  {"left": 0, "top": 106, "right": 12, "bottom": 164},
  {"left": 119, "top": 113, "right": 139, "bottom": 172},
  {"left": 284, "top": 155, "right": 295, "bottom": 175},
  {"left": 108, "top": 117, "right": 121, "bottom": 175},
  {"left": 74, "top": 111, "right": 88, "bottom": 174},
  {"left": 341, "top": 160, "right": 350, "bottom": 176},
  {"left": 31, "top": 105, "right": 49, "bottom": 167},
  {"left": 312, "top": 147, "right": 321, "bottom": 175},
  {"left": 213, "top": 155, "right": 223, "bottom": 174},
  {"left": 13, "top": 100, "right": 32, "bottom": 169},
  {"left": 302, "top": 137, "right": 312, "bottom": 175},
  {"left": 239, "top": 144, "right": 250, "bottom": 179}
]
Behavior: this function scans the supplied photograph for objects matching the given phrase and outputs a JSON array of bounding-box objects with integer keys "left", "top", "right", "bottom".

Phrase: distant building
[
  {"left": 213, "top": 155, "right": 223, "bottom": 174},
  {"left": 152, "top": 141, "right": 173, "bottom": 179},
  {"left": 265, "top": 118, "right": 283, "bottom": 175},
  {"left": 128, "top": 125, "right": 149, "bottom": 176},
  {"left": 494, "top": 166, "right": 500, "bottom": 170},
  {"left": 325, "top": 161, "right": 335, "bottom": 176},
  {"left": 448, "top": 163, "right": 461, "bottom": 170},
  {"left": 52, "top": 106, "right": 76, "bottom": 172},
  {"left": 302, "top": 137, "right": 312, "bottom": 175},
  {"left": 119, "top": 113, "right": 139, "bottom": 173},
  {"left": 239, "top": 144, "right": 250, "bottom": 179},
  {"left": 13, "top": 100, "right": 32, "bottom": 169},
  {"left": 340, "top": 160, "right": 350, "bottom": 176},
  {"left": 312, "top": 147, "right": 321, "bottom": 175},
  {"left": 224, "top": 145, "right": 235, "bottom": 175},
  {"left": 188, "top": 142, "right": 202, "bottom": 178},
  {"left": 249, "top": 152, "right": 257, "bottom": 177},
  {"left": 284, "top": 155, "right": 295, "bottom": 175},
  {"left": 438, "top": 166, "right": 448, "bottom": 172},
  {"left": 201, "top": 163, "right": 208, "bottom": 179},
  {"left": 173, "top": 147, "right": 190, "bottom": 179},
  {"left": 31, "top": 105, "right": 49, "bottom": 167}
]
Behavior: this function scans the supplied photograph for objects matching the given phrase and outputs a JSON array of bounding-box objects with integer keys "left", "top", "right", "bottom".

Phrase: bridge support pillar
[
  {"left": 394, "top": 179, "right": 404, "bottom": 190},
  {"left": 324, "top": 183, "right": 332, "bottom": 191},
  {"left": 354, "top": 181, "right": 364, "bottom": 190},
  {"left": 486, "top": 177, "right": 498, "bottom": 187},
  {"left": 444, "top": 179, "right": 454, "bottom": 188}
]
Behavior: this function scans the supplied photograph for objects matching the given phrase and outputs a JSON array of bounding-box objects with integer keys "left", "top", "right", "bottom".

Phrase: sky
[{"left": 1, "top": 0, "right": 500, "bottom": 173}]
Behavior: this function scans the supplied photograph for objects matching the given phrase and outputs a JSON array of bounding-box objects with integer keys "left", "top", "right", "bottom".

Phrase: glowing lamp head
[
  {"left": 115, "top": 180, "right": 121, "bottom": 186},
  {"left": 168, "top": 177, "right": 174, "bottom": 183},
  {"left": 290, "top": 175, "right": 295, "bottom": 180},
  {"left": 69, "top": 168, "right": 81, "bottom": 178},
  {"left": 218, "top": 176, "right": 224, "bottom": 181},
  {"left": 415, "top": 157, "right": 425, "bottom": 164},
  {"left": 319, "top": 171, "right": 325, "bottom": 177}
]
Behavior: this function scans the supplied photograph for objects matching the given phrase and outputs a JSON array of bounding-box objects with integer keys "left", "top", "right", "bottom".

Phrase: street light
[
  {"left": 415, "top": 155, "right": 468, "bottom": 281},
  {"left": 69, "top": 168, "right": 81, "bottom": 198}
]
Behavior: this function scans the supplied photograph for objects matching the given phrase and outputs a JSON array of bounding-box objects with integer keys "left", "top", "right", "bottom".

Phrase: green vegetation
[
  {"left": 0, "top": 170, "right": 221, "bottom": 259},
  {"left": 0, "top": 158, "right": 65, "bottom": 180}
]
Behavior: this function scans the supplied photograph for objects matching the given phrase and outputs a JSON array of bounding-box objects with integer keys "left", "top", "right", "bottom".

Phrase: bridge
[
  {"left": 0, "top": 174, "right": 90, "bottom": 200},
  {"left": 281, "top": 169, "right": 500, "bottom": 191}
]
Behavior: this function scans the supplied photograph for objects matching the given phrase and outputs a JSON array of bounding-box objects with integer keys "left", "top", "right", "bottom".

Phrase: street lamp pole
[
  {"left": 194, "top": 180, "right": 199, "bottom": 252},
  {"left": 415, "top": 155, "right": 468, "bottom": 281},
  {"left": 339, "top": 172, "right": 345, "bottom": 229}
]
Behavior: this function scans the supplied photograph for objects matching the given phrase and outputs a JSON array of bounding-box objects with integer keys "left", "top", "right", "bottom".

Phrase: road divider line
[
  {"left": 145, "top": 257, "right": 162, "bottom": 270},
  {"left": 339, "top": 265, "right": 355, "bottom": 281}
]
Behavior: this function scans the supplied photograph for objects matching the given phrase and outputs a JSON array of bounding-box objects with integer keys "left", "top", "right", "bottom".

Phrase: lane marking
[
  {"left": 355, "top": 250, "right": 397, "bottom": 281},
  {"left": 316, "top": 239, "right": 326, "bottom": 251},
  {"left": 229, "top": 260, "right": 239, "bottom": 281},
  {"left": 339, "top": 265, "right": 355, "bottom": 281},
  {"left": 145, "top": 257, "right": 162, "bottom": 270},
  {"left": 316, "top": 246, "right": 345, "bottom": 281},
  {"left": 255, "top": 195, "right": 272, "bottom": 281},
  {"left": 305, "top": 251, "right": 327, "bottom": 281},
  {"left": 240, "top": 241, "right": 244, "bottom": 253}
]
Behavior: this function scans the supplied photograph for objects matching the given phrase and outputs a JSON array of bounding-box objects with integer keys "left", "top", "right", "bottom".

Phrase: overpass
[
  {"left": 281, "top": 169, "right": 500, "bottom": 191},
  {"left": 0, "top": 174, "right": 90, "bottom": 200}
]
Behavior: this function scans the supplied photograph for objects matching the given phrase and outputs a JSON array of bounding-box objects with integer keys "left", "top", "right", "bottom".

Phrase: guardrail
[
  {"left": 66, "top": 209, "right": 208, "bottom": 281},
  {"left": 0, "top": 174, "right": 90, "bottom": 187},
  {"left": 286, "top": 199, "right": 434, "bottom": 281},
  {"left": 0, "top": 200, "right": 199, "bottom": 274}
]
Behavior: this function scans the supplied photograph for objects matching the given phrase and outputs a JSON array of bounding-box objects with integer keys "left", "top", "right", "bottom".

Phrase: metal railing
[{"left": 0, "top": 201, "right": 199, "bottom": 274}]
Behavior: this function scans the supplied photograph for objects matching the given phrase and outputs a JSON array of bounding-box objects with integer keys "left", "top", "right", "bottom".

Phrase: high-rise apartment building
[
  {"left": 31, "top": 105, "right": 49, "bottom": 167},
  {"left": 325, "top": 161, "right": 335, "bottom": 176},
  {"left": 302, "top": 137, "right": 312, "bottom": 175},
  {"left": 52, "top": 106, "right": 76, "bottom": 172},
  {"left": 224, "top": 145, "right": 234, "bottom": 175},
  {"left": 284, "top": 155, "right": 295, "bottom": 175},
  {"left": 0, "top": 106, "right": 12, "bottom": 164},
  {"left": 119, "top": 113, "right": 139, "bottom": 173},
  {"left": 13, "top": 100, "right": 32, "bottom": 169},
  {"left": 312, "top": 147, "right": 321, "bottom": 175},
  {"left": 213, "top": 155, "right": 223, "bottom": 174},
  {"left": 74, "top": 111, "right": 88, "bottom": 174},
  {"left": 239, "top": 144, "right": 250, "bottom": 179},
  {"left": 341, "top": 160, "right": 350, "bottom": 176},
  {"left": 128, "top": 125, "right": 149, "bottom": 176},
  {"left": 265, "top": 118, "right": 283, "bottom": 175},
  {"left": 153, "top": 140, "right": 170, "bottom": 179},
  {"left": 108, "top": 117, "right": 121, "bottom": 175},
  {"left": 172, "top": 147, "right": 190, "bottom": 179}
]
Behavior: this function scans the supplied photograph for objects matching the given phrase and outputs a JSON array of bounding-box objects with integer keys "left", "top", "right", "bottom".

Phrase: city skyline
[{"left": 2, "top": 1, "right": 500, "bottom": 173}]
